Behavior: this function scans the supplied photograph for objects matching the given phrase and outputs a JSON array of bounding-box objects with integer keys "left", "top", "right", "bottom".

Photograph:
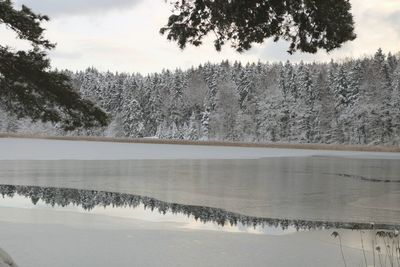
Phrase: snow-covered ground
[{"left": 1, "top": 138, "right": 400, "bottom": 160}]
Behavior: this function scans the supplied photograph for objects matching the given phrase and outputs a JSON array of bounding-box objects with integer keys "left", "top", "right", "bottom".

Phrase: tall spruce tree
[{"left": 391, "top": 65, "right": 400, "bottom": 144}]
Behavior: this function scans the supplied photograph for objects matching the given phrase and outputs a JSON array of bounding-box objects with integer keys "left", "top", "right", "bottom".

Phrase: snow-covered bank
[{"left": 1, "top": 138, "right": 400, "bottom": 160}]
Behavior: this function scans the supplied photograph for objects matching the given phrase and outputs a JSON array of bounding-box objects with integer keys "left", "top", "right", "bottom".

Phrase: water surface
[{"left": 0, "top": 157, "right": 399, "bottom": 224}]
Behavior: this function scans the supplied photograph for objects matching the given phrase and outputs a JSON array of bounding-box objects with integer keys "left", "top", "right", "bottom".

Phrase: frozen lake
[
  {"left": 0, "top": 184, "right": 398, "bottom": 267},
  {"left": 0, "top": 138, "right": 399, "bottom": 266},
  {"left": 1, "top": 157, "right": 399, "bottom": 224}
]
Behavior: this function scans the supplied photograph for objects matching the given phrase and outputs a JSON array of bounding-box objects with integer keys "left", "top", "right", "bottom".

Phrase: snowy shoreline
[
  {"left": 0, "top": 137, "right": 400, "bottom": 160},
  {"left": 1, "top": 133, "right": 400, "bottom": 153}
]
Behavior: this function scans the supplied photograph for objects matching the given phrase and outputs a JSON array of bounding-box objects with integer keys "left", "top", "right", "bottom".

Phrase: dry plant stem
[
  {"left": 383, "top": 236, "right": 393, "bottom": 267},
  {"left": 372, "top": 239, "right": 376, "bottom": 267},
  {"left": 396, "top": 236, "right": 400, "bottom": 266},
  {"left": 378, "top": 251, "right": 383, "bottom": 267},
  {"left": 339, "top": 235, "right": 348, "bottom": 267},
  {"left": 360, "top": 231, "right": 368, "bottom": 267},
  {"left": 390, "top": 238, "right": 396, "bottom": 267}
]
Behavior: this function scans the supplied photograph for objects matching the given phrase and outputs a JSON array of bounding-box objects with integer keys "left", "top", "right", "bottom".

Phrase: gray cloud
[
  {"left": 255, "top": 41, "right": 326, "bottom": 63},
  {"left": 14, "top": 0, "right": 142, "bottom": 17},
  {"left": 359, "top": 8, "right": 400, "bottom": 40},
  {"left": 256, "top": 41, "right": 307, "bottom": 62},
  {"left": 386, "top": 11, "right": 400, "bottom": 35}
]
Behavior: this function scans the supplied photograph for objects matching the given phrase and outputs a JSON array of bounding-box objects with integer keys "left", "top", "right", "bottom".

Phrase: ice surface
[
  {"left": 0, "top": 207, "right": 383, "bottom": 267},
  {"left": 1, "top": 138, "right": 400, "bottom": 160},
  {"left": 0, "top": 138, "right": 399, "bottom": 266},
  {"left": 0, "top": 157, "right": 399, "bottom": 225}
]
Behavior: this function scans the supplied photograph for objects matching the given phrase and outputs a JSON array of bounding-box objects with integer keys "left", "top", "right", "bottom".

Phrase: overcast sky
[{"left": 3, "top": 0, "right": 400, "bottom": 74}]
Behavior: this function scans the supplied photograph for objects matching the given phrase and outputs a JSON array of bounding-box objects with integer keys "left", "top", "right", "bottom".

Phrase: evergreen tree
[
  {"left": 278, "top": 61, "right": 296, "bottom": 140},
  {"left": 161, "top": 0, "right": 356, "bottom": 53},
  {"left": 121, "top": 98, "right": 144, "bottom": 138},
  {"left": 313, "top": 70, "right": 333, "bottom": 143},
  {"left": 391, "top": 65, "right": 400, "bottom": 144},
  {"left": 202, "top": 63, "right": 219, "bottom": 111},
  {"left": 347, "top": 61, "right": 362, "bottom": 106},
  {"left": 367, "top": 49, "right": 393, "bottom": 143},
  {"left": 200, "top": 106, "right": 210, "bottom": 140},
  {"left": 0, "top": 0, "right": 108, "bottom": 130},
  {"left": 332, "top": 66, "right": 351, "bottom": 109},
  {"left": 120, "top": 79, "right": 144, "bottom": 138},
  {"left": 258, "top": 97, "right": 281, "bottom": 142},
  {"left": 182, "top": 113, "right": 199, "bottom": 140}
]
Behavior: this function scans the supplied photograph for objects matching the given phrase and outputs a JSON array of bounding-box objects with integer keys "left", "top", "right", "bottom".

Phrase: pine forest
[{"left": 2, "top": 49, "right": 400, "bottom": 146}]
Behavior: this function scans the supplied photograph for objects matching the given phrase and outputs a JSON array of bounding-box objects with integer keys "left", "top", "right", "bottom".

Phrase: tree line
[{"left": 1, "top": 49, "right": 399, "bottom": 145}]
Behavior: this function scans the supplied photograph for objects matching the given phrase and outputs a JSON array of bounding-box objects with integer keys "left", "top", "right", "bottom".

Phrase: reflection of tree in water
[{"left": 0, "top": 184, "right": 399, "bottom": 231}]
